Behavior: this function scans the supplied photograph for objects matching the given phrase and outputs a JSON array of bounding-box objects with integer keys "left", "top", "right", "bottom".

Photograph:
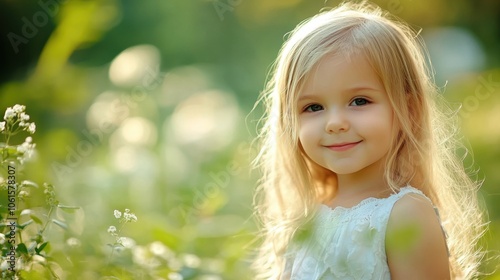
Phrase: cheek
[
  {"left": 356, "top": 111, "right": 393, "bottom": 143},
  {"left": 365, "top": 113, "right": 394, "bottom": 147},
  {"left": 298, "top": 123, "right": 318, "bottom": 158},
  {"left": 298, "top": 120, "right": 319, "bottom": 143}
]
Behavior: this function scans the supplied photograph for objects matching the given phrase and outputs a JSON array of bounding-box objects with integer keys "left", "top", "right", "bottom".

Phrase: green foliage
[{"left": 0, "top": 105, "right": 79, "bottom": 279}]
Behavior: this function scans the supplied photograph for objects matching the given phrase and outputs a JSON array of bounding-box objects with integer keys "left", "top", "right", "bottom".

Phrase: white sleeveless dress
[{"left": 282, "top": 186, "right": 436, "bottom": 280}]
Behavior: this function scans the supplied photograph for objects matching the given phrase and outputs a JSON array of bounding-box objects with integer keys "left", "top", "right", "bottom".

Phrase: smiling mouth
[{"left": 325, "top": 140, "right": 362, "bottom": 151}]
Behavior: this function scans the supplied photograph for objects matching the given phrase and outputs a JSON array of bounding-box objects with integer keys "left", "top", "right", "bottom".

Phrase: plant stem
[
  {"left": 40, "top": 206, "right": 55, "bottom": 235},
  {"left": 107, "top": 221, "right": 128, "bottom": 264}
]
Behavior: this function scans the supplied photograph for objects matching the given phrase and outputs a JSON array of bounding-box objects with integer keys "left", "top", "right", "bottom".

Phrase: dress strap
[{"left": 395, "top": 186, "right": 429, "bottom": 199}]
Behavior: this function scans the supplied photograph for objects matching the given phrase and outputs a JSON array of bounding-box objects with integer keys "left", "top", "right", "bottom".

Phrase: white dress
[{"left": 282, "top": 186, "right": 436, "bottom": 280}]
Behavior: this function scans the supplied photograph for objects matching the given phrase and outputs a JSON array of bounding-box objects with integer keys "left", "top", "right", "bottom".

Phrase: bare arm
[{"left": 386, "top": 193, "right": 450, "bottom": 280}]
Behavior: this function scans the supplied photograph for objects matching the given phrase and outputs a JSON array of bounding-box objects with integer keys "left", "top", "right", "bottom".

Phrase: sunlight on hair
[
  {"left": 169, "top": 90, "right": 240, "bottom": 151},
  {"left": 109, "top": 44, "right": 160, "bottom": 87}
]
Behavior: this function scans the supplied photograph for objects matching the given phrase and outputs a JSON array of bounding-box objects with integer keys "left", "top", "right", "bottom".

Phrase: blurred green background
[{"left": 0, "top": 0, "right": 499, "bottom": 278}]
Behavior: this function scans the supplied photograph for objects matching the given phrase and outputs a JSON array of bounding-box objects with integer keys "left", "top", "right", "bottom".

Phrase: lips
[{"left": 325, "top": 140, "right": 362, "bottom": 151}]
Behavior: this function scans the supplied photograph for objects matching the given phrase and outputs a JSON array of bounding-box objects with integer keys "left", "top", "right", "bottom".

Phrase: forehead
[{"left": 300, "top": 52, "right": 384, "bottom": 97}]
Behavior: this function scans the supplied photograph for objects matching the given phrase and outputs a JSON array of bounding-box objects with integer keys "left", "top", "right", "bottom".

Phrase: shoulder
[{"left": 386, "top": 192, "right": 450, "bottom": 279}]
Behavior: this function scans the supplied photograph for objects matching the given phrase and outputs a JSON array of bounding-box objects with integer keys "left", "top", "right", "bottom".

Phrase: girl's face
[{"left": 297, "top": 52, "right": 394, "bottom": 176}]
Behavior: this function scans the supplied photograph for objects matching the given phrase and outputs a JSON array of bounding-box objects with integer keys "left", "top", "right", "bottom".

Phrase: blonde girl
[{"left": 252, "top": 1, "right": 485, "bottom": 279}]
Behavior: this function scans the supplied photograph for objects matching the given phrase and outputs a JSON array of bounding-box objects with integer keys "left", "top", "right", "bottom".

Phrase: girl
[{"left": 252, "top": 1, "right": 485, "bottom": 279}]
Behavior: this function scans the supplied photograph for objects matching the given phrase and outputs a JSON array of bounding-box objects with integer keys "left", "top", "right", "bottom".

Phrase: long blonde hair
[{"left": 252, "top": 1, "right": 485, "bottom": 279}]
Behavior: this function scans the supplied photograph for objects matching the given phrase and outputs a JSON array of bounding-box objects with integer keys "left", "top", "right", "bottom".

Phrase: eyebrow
[{"left": 298, "top": 86, "right": 381, "bottom": 101}]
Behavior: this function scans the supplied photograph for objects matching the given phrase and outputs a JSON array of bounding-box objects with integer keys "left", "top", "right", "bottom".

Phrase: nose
[{"left": 325, "top": 109, "right": 349, "bottom": 133}]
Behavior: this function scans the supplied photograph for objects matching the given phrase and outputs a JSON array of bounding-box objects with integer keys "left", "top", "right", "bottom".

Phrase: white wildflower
[
  {"left": 26, "top": 143, "right": 36, "bottom": 158},
  {"left": 17, "top": 144, "right": 27, "bottom": 154},
  {"left": 0, "top": 233, "right": 5, "bottom": 244},
  {"left": 124, "top": 212, "right": 138, "bottom": 222},
  {"left": 114, "top": 210, "right": 122, "bottom": 219},
  {"left": 20, "top": 180, "right": 38, "bottom": 190},
  {"left": 16, "top": 138, "right": 36, "bottom": 160},
  {"left": 4, "top": 108, "right": 15, "bottom": 120},
  {"left": 107, "top": 226, "right": 117, "bottom": 234},
  {"left": 119, "top": 237, "right": 136, "bottom": 248},
  {"left": 18, "top": 190, "right": 28, "bottom": 198},
  {"left": 149, "top": 241, "right": 168, "bottom": 257},
  {"left": 66, "top": 237, "right": 81, "bottom": 247},
  {"left": 12, "top": 104, "right": 25, "bottom": 113},
  {"left": 14, "top": 258, "right": 23, "bottom": 272},
  {"left": 27, "top": 123, "right": 36, "bottom": 134},
  {"left": 20, "top": 209, "right": 33, "bottom": 216},
  {"left": 0, "top": 121, "right": 5, "bottom": 131},
  {"left": 116, "top": 237, "right": 127, "bottom": 245},
  {"left": 20, "top": 112, "right": 29, "bottom": 121},
  {"left": 32, "top": 255, "right": 46, "bottom": 264},
  {"left": 0, "top": 260, "right": 8, "bottom": 271}
]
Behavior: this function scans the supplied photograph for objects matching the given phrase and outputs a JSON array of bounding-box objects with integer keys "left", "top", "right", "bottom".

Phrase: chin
[{"left": 325, "top": 165, "right": 363, "bottom": 175}]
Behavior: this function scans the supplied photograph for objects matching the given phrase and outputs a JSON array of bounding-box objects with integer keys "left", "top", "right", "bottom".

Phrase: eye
[
  {"left": 304, "top": 104, "right": 323, "bottom": 112},
  {"left": 349, "top": 98, "right": 370, "bottom": 106}
]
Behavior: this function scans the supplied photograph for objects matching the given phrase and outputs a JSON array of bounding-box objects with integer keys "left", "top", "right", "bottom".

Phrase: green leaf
[
  {"left": 57, "top": 204, "right": 80, "bottom": 213},
  {"left": 30, "top": 214, "right": 43, "bottom": 225},
  {"left": 28, "top": 242, "right": 37, "bottom": 253},
  {"left": 36, "top": 241, "right": 49, "bottom": 254},
  {"left": 20, "top": 180, "right": 39, "bottom": 188},
  {"left": 16, "top": 243, "right": 28, "bottom": 255},
  {"left": 6, "top": 146, "right": 18, "bottom": 156},
  {"left": 52, "top": 219, "right": 68, "bottom": 230},
  {"left": 18, "top": 219, "right": 33, "bottom": 229},
  {"left": 57, "top": 205, "right": 80, "bottom": 209}
]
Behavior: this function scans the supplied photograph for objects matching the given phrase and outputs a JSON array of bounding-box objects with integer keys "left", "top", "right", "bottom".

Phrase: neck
[{"left": 331, "top": 159, "right": 392, "bottom": 207}]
